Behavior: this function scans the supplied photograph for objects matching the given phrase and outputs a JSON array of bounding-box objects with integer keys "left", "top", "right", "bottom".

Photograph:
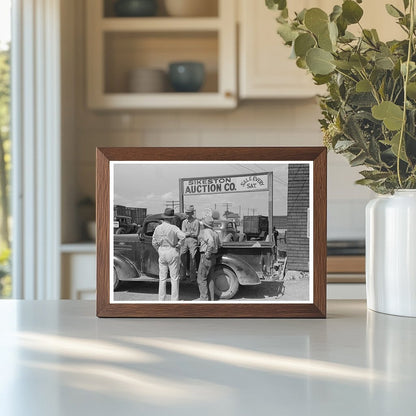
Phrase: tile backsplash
[{"left": 72, "top": 100, "right": 374, "bottom": 241}]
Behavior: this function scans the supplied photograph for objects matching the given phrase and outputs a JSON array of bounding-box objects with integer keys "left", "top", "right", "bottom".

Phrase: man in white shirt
[
  {"left": 152, "top": 208, "right": 185, "bottom": 301},
  {"left": 180, "top": 205, "right": 200, "bottom": 281}
]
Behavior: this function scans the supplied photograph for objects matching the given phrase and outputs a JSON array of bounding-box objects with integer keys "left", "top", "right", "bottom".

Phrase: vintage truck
[{"left": 113, "top": 213, "right": 276, "bottom": 299}]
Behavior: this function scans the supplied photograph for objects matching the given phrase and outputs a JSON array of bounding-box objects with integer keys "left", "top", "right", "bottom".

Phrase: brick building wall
[{"left": 286, "top": 164, "right": 310, "bottom": 272}]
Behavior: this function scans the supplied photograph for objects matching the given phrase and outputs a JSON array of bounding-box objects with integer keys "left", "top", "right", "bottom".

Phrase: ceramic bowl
[
  {"left": 114, "top": 0, "right": 158, "bottom": 17},
  {"left": 168, "top": 62, "right": 205, "bottom": 92},
  {"left": 164, "top": 0, "right": 217, "bottom": 17},
  {"left": 128, "top": 68, "right": 167, "bottom": 93}
]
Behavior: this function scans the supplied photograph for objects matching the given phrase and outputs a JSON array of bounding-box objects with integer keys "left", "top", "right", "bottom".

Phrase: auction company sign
[{"left": 182, "top": 173, "right": 270, "bottom": 195}]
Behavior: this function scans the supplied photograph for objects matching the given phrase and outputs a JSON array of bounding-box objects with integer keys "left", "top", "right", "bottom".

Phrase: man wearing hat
[
  {"left": 180, "top": 205, "right": 200, "bottom": 282},
  {"left": 196, "top": 215, "right": 221, "bottom": 301},
  {"left": 152, "top": 208, "right": 185, "bottom": 301}
]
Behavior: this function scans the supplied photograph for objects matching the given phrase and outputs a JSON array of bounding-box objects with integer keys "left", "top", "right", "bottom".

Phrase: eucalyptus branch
[
  {"left": 393, "top": 85, "right": 404, "bottom": 104},
  {"left": 397, "top": 0, "right": 415, "bottom": 188},
  {"left": 358, "top": 69, "right": 381, "bottom": 104},
  {"left": 334, "top": 68, "right": 358, "bottom": 84},
  {"left": 390, "top": 79, "right": 398, "bottom": 102}
]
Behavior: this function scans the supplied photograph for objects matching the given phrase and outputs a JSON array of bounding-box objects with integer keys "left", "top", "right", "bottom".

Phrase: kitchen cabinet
[
  {"left": 238, "top": 0, "right": 325, "bottom": 99},
  {"left": 86, "top": 0, "right": 237, "bottom": 109},
  {"left": 238, "top": 0, "right": 404, "bottom": 99},
  {"left": 61, "top": 245, "right": 96, "bottom": 300}
]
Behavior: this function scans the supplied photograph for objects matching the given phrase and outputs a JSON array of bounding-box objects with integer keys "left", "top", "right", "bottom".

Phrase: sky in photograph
[{"left": 113, "top": 162, "right": 301, "bottom": 217}]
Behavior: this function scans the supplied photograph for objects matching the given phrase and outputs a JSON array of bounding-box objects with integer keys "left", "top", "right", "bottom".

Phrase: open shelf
[
  {"left": 91, "top": 92, "right": 234, "bottom": 109},
  {"left": 104, "top": 0, "right": 219, "bottom": 18},
  {"left": 87, "top": 0, "right": 236, "bottom": 109},
  {"left": 102, "top": 17, "right": 221, "bottom": 31},
  {"left": 104, "top": 31, "right": 218, "bottom": 94}
]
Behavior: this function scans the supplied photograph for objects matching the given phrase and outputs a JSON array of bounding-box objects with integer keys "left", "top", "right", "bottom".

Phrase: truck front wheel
[{"left": 212, "top": 266, "right": 239, "bottom": 299}]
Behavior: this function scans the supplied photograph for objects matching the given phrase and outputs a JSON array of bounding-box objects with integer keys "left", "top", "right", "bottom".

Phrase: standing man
[
  {"left": 152, "top": 208, "right": 185, "bottom": 301},
  {"left": 180, "top": 205, "right": 200, "bottom": 282},
  {"left": 196, "top": 216, "right": 221, "bottom": 301}
]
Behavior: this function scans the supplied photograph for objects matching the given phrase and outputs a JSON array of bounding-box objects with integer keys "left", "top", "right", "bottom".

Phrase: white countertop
[{"left": 0, "top": 300, "right": 415, "bottom": 415}]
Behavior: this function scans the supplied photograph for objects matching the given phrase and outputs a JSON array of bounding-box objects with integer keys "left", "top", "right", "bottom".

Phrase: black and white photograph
[{"left": 110, "top": 161, "right": 313, "bottom": 303}]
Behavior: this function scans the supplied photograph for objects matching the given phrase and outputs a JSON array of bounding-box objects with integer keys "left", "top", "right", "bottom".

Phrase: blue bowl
[
  {"left": 114, "top": 0, "right": 158, "bottom": 17},
  {"left": 168, "top": 62, "right": 205, "bottom": 93}
]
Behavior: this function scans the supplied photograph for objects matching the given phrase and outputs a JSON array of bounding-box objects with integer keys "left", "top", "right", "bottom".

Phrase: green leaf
[
  {"left": 277, "top": 23, "right": 298, "bottom": 43},
  {"left": 350, "top": 152, "right": 368, "bottom": 167},
  {"left": 306, "top": 48, "right": 335, "bottom": 75},
  {"left": 356, "top": 79, "right": 372, "bottom": 92},
  {"left": 355, "top": 178, "right": 377, "bottom": 186},
  {"left": 378, "top": 78, "right": 386, "bottom": 100},
  {"left": 328, "top": 21, "right": 338, "bottom": 45},
  {"left": 369, "top": 136, "right": 382, "bottom": 163},
  {"left": 330, "top": 5, "right": 342, "bottom": 22},
  {"left": 294, "top": 33, "right": 316, "bottom": 58},
  {"left": 350, "top": 54, "right": 368, "bottom": 70},
  {"left": 360, "top": 170, "right": 391, "bottom": 180},
  {"left": 266, "top": 0, "right": 287, "bottom": 11},
  {"left": 304, "top": 8, "right": 329, "bottom": 35},
  {"left": 393, "top": 60, "right": 402, "bottom": 79},
  {"left": 333, "top": 60, "right": 352, "bottom": 70},
  {"left": 336, "top": 15, "right": 348, "bottom": 36},
  {"left": 375, "top": 55, "right": 395, "bottom": 70},
  {"left": 296, "top": 57, "right": 308, "bottom": 69},
  {"left": 296, "top": 8, "right": 307, "bottom": 23},
  {"left": 344, "top": 114, "right": 367, "bottom": 147},
  {"left": 371, "top": 29, "right": 380, "bottom": 42},
  {"left": 334, "top": 139, "right": 355, "bottom": 152},
  {"left": 385, "top": 4, "right": 404, "bottom": 18},
  {"left": 363, "top": 29, "right": 376, "bottom": 46},
  {"left": 348, "top": 92, "right": 377, "bottom": 107},
  {"left": 407, "top": 82, "right": 416, "bottom": 99},
  {"left": 383, "top": 132, "right": 409, "bottom": 162},
  {"left": 339, "top": 31, "right": 356, "bottom": 43},
  {"left": 313, "top": 74, "right": 332, "bottom": 85},
  {"left": 401, "top": 61, "right": 416, "bottom": 76},
  {"left": 318, "top": 27, "right": 334, "bottom": 52},
  {"left": 342, "top": 0, "right": 364, "bottom": 24},
  {"left": 372, "top": 101, "right": 404, "bottom": 131}
]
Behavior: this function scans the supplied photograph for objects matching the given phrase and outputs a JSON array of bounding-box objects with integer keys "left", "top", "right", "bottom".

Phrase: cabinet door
[
  {"left": 239, "top": 0, "right": 404, "bottom": 99},
  {"left": 239, "top": 0, "right": 326, "bottom": 99}
]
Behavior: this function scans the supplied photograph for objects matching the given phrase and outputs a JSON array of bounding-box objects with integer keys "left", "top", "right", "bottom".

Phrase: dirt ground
[{"left": 114, "top": 277, "right": 310, "bottom": 302}]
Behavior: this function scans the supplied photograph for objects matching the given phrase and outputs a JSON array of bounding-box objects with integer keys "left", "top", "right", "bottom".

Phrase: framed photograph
[{"left": 96, "top": 147, "right": 327, "bottom": 318}]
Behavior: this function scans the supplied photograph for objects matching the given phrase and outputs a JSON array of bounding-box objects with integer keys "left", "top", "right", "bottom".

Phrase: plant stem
[
  {"left": 397, "top": 0, "right": 415, "bottom": 188},
  {"left": 358, "top": 69, "right": 381, "bottom": 104},
  {"left": 334, "top": 68, "right": 358, "bottom": 84}
]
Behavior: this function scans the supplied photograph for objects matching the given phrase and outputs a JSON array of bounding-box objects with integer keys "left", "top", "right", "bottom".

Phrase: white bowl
[
  {"left": 164, "top": 0, "right": 217, "bottom": 17},
  {"left": 128, "top": 68, "right": 167, "bottom": 93}
]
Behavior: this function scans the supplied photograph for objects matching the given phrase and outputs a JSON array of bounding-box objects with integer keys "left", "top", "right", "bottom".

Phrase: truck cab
[{"left": 212, "top": 219, "right": 245, "bottom": 243}]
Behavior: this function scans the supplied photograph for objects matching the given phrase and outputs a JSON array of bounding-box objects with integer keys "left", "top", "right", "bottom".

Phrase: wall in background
[{"left": 62, "top": 0, "right": 374, "bottom": 243}]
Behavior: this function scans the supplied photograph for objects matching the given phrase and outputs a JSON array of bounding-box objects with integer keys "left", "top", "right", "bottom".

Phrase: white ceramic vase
[{"left": 366, "top": 190, "right": 416, "bottom": 317}]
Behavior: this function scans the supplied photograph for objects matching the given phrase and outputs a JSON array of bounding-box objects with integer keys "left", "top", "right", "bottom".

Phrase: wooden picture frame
[{"left": 96, "top": 147, "right": 327, "bottom": 318}]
